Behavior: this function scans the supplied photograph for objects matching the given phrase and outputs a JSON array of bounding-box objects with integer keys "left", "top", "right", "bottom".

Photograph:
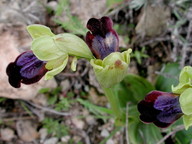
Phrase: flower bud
[{"left": 90, "top": 49, "right": 132, "bottom": 88}]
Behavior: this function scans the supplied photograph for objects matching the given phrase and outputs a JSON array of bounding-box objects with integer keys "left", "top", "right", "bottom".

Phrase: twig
[
  {"left": 1, "top": 116, "right": 36, "bottom": 122},
  {"left": 125, "top": 103, "right": 130, "bottom": 144},
  {"left": 156, "top": 125, "right": 185, "bottom": 144},
  {"left": 139, "top": 36, "right": 170, "bottom": 47},
  {"left": 23, "top": 100, "right": 71, "bottom": 116}
]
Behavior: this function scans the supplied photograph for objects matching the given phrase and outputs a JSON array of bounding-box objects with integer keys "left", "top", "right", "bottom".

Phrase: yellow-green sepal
[
  {"left": 172, "top": 66, "right": 192, "bottom": 94},
  {"left": 27, "top": 24, "right": 55, "bottom": 39},
  {"left": 179, "top": 88, "right": 192, "bottom": 115},
  {"left": 54, "top": 33, "right": 94, "bottom": 59},
  {"left": 31, "top": 35, "right": 65, "bottom": 61},
  {"left": 172, "top": 82, "right": 192, "bottom": 94},
  {"left": 183, "top": 114, "right": 192, "bottom": 130},
  {"left": 90, "top": 49, "right": 132, "bottom": 88},
  {"left": 45, "top": 55, "right": 68, "bottom": 80},
  {"left": 179, "top": 66, "right": 192, "bottom": 83}
]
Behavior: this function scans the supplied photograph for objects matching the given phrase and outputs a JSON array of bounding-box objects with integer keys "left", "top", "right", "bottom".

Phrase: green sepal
[
  {"left": 179, "top": 66, "right": 192, "bottom": 83},
  {"left": 90, "top": 49, "right": 132, "bottom": 88},
  {"left": 54, "top": 33, "right": 94, "bottom": 59},
  {"left": 183, "top": 114, "right": 192, "bottom": 130},
  {"left": 179, "top": 88, "right": 192, "bottom": 115},
  {"left": 27, "top": 24, "right": 55, "bottom": 39},
  {"left": 172, "top": 82, "right": 192, "bottom": 94},
  {"left": 172, "top": 66, "right": 192, "bottom": 94},
  {"left": 31, "top": 35, "right": 65, "bottom": 61},
  {"left": 45, "top": 55, "right": 68, "bottom": 80}
]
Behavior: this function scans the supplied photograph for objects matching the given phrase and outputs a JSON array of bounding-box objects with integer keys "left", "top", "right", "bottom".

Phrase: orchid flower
[
  {"left": 6, "top": 51, "right": 47, "bottom": 88},
  {"left": 138, "top": 90, "right": 183, "bottom": 128},
  {"left": 138, "top": 66, "right": 192, "bottom": 129}
]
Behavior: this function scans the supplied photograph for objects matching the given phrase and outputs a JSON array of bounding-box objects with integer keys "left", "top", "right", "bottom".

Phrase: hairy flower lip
[
  {"left": 138, "top": 90, "right": 183, "bottom": 128},
  {"left": 86, "top": 16, "right": 119, "bottom": 59},
  {"left": 6, "top": 51, "right": 47, "bottom": 88}
]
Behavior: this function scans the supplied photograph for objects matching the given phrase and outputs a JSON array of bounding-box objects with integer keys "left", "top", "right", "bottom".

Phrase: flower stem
[{"left": 103, "top": 87, "right": 122, "bottom": 119}]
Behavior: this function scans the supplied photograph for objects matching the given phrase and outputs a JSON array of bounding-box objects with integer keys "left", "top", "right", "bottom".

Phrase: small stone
[
  {"left": 44, "top": 137, "right": 58, "bottom": 144},
  {"left": 39, "top": 128, "right": 48, "bottom": 143},
  {"left": 71, "top": 117, "right": 85, "bottom": 129},
  {"left": 61, "top": 80, "right": 71, "bottom": 92},
  {"left": 85, "top": 115, "right": 96, "bottom": 125},
  {"left": 16, "top": 120, "right": 38, "bottom": 142},
  {"left": 61, "top": 135, "right": 70, "bottom": 143},
  {"left": 47, "top": 1, "right": 58, "bottom": 11},
  {"left": 101, "top": 129, "right": 109, "bottom": 137},
  {"left": 106, "top": 139, "right": 114, "bottom": 144},
  {"left": 0, "top": 128, "right": 15, "bottom": 141}
]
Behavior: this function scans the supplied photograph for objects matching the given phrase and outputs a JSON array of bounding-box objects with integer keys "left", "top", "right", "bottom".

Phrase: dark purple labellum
[
  {"left": 6, "top": 51, "right": 47, "bottom": 88},
  {"left": 137, "top": 91, "right": 183, "bottom": 128},
  {"left": 86, "top": 16, "right": 119, "bottom": 59}
]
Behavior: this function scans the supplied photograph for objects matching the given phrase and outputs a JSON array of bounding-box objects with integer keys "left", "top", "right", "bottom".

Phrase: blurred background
[{"left": 0, "top": 0, "right": 192, "bottom": 144}]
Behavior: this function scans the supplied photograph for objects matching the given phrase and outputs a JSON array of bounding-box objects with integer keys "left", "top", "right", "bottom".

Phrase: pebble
[
  {"left": 101, "top": 129, "right": 109, "bottom": 137},
  {"left": 44, "top": 137, "right": 58, "bottom": 144},
  {"left": 0, "top": 128, "right": 15, "bottom": 141}
]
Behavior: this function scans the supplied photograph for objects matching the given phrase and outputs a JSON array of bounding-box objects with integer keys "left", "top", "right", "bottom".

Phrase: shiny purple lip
[
  {"left": 137, "top": 90, "right": 183, "bottom": 128},
  {"left": 6, "top": 51, "right": 47, "bottom": 88},
  {"left": 86, "top": 16, "right": 119, "bottom": 59}
]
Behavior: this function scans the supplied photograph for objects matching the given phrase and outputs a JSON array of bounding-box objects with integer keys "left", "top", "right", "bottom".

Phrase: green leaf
[
  {"left": 115, "top": 74, "right": 154, "bottom": 107},
  {"left": 27, "top": 25, "right": 55, "bottom": 39},
  {"left": 175, "top": 125, "right": 192, "bottom": 143},
  {"left": 77, "top": 98, "right": 112, "bottom": 122},
  {"left": 77, "top": 98, "right": 113, "bottom": 115},
  {"left": 38, "top": 88, "right": 50, "bottom": 93},
  {"left": 106, "top": 0, "right": 123, "bottom": 7},
  {"left": 155, "top": 63, "right": 180, "bottom": 92}
]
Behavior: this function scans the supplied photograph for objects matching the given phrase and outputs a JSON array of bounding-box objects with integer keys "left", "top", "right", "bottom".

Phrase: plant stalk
[{"left": 103, "top": 87, "right": 122, "bottom": 118}]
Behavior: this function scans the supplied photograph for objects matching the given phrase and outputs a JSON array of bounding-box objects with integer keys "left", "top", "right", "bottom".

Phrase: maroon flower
[
  {"left": 137, "top": 91, "right": 183, "bottom": 128},
  {"left": 6, "top": 51, "right": 47, "bottom": 88},
  {"left": 86, "top": 16, "right": 119, "bottom": 59}
]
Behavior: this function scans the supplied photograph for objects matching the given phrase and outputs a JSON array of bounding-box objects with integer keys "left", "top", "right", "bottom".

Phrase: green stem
[{"left": 103, "top": 87, "right": 122, "bottom": 118}]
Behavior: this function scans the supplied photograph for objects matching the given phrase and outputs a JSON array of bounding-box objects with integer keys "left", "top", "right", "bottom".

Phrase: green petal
[
  {"left": 27, "top": 25, "right": 55, "bottom": 39},
  {"left": 32, "top": 35, "right": 65, "bottom": 61},
  {"left": 54, "top": 33, "right": 94, "bottom": 59},
  {"left": 71, "top": 57, "right": 77, "bottom": 71},
  {"left": 45, "top": 55, "right": 68, "bottom": 80},
  {"left": 179, "top": 88, "right": 192, "bottom": 115},
  {"left": 183, "top": 115, "right": 192, "bottom": 130},
  {"left": 90, "top": 49, "right": 132, "bottom": 88}
]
